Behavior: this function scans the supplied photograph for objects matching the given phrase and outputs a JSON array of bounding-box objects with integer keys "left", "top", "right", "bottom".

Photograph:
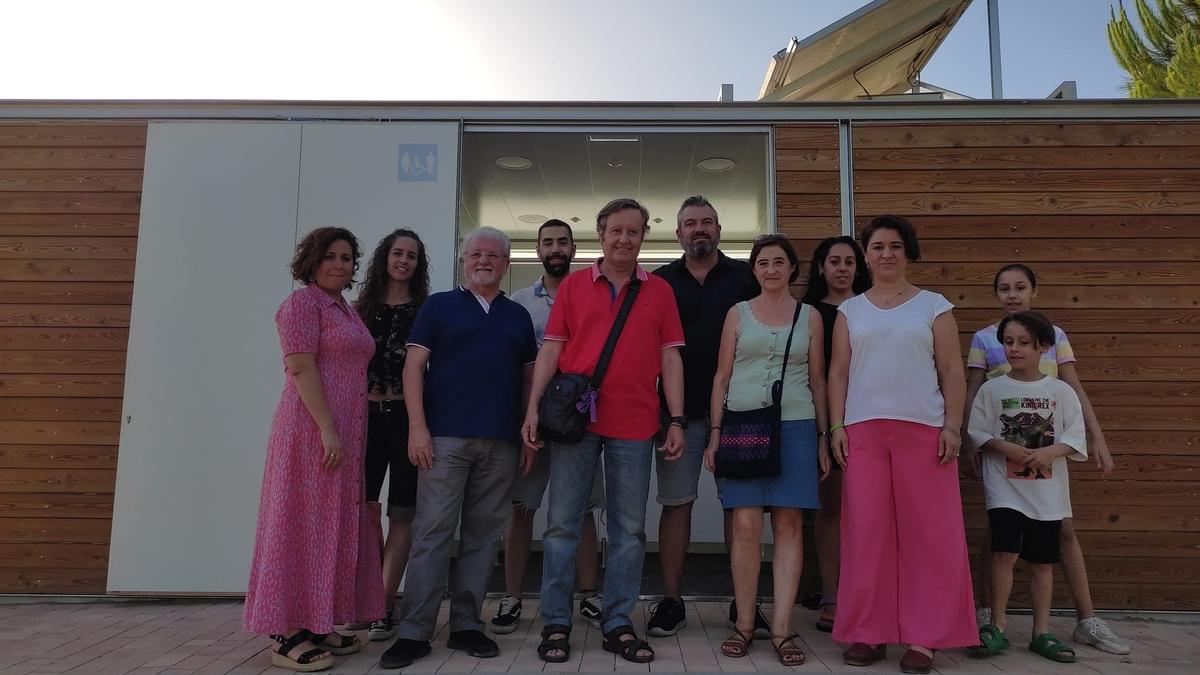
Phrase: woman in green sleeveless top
[{"left": 704, "top": 235, "right": 831, "bottom": 666}]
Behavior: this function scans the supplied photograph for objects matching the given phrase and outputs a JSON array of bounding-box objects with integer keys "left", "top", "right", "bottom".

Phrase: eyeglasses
[
  {"left": 753, "top": 234, "right": 789, "bottom": 244},
  {"left": 465, "top": 251, "right": 506, "bottom": 262}
]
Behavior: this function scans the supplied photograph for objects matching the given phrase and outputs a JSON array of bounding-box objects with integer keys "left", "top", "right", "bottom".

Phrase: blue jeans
[{"left": 540, "top": 432, "right": 653, "bottom": 633}]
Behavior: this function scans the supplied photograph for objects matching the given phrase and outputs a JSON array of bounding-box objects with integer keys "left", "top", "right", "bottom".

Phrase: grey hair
[
  {"left": 463, "top": 226, "right": 511, "bottom": 256},
  {"left": 677, "top": 195, "right": 719, "bottom": 225}
]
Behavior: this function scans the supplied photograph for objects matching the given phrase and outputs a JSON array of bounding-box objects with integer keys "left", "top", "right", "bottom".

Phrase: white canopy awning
[{"left": 758, "top": 0, "right": 973, "bottom": 101}]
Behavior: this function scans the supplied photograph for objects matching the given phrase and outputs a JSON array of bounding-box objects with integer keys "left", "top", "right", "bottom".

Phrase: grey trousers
[{"left": 396, "top": 436, "right": 519, "bottom": 640}]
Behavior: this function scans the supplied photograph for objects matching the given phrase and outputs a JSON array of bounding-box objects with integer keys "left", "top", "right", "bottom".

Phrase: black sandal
[
  {"left": 269, "top": 630, "right": 332, "bottom": 672},
  {"left": 602, "top": 625, "right": 654, "bottom": 664},
  {"left": 311, "top": 631, "right": 361, "bottom": 656},
  {"left": 537, "top": 624, "right": 571, "bottom": 663}
]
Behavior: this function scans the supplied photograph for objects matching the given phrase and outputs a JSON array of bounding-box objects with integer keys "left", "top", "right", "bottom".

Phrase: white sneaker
[
  {"left": 1073, "top": 617, "right": 1131, "bottom": 655},
  {"left": 976, "top": 607, "right": 992, "bottom": 628}
]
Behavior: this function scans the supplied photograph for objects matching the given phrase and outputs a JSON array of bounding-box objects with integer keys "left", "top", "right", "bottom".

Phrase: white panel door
[
  {"left": 296, "top": 122, "right": 460, "bottom": 297},
  {"left": 109, "top": 122, "right": 303, "bottom": 593}
]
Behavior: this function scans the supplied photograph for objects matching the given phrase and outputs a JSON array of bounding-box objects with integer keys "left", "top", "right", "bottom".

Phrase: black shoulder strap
[
  {"left": 591, "top": 279, "right": 642, "bottom": 389},
  {"left": 772, "top": 302, "right": 804, "bottom": 403}
]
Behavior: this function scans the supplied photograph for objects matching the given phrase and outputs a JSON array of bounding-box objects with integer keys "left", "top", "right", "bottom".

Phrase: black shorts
[
  {"left": 365, "top": 401, "right": 418, "bottom": 521},
  {"left": 988, "top": 507, "right": 1061, "bottom": 565}
]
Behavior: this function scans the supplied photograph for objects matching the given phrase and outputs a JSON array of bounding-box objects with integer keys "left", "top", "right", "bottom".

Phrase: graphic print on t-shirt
[{"left": 999, "top": 396, "right": 1057, "bottom": 480}]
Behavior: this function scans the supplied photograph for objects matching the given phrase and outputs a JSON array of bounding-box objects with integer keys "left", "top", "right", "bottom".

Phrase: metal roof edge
[{"left": 0, "top": 98, "right": 1197, "bottom": 122}]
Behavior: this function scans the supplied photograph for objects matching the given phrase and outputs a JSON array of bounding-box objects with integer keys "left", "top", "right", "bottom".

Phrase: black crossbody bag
[
  {"left": 537, "top": 279, "right": 642, "bottom": 444},
  {"left": 714, "top": 302, "right": 802, "bottom": 480}
]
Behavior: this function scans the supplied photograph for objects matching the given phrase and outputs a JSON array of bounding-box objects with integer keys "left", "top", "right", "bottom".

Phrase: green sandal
[
  {"left": 969, "top": 623, "right": 1009, "bottom": 657},
  {"left": 1030, "top": 632, "right": 1077, "bottom": 663}
]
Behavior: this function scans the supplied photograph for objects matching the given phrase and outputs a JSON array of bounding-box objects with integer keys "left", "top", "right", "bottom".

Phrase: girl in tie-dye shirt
[{"left": 961, "top": 263, "right": 1129, "bottom": 657}]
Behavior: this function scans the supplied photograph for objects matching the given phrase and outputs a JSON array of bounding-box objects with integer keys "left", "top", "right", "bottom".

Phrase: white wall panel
[{"left": 109, "top": 122, "right": 303, "bottom": 593}]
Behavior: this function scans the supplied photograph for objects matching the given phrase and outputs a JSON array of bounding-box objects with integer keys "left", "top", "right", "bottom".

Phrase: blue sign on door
[{"left": 399, "top": 144, "right": 438, "bottom": 182}]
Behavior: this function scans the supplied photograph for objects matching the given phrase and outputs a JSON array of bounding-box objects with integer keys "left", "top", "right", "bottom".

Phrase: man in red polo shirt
[{"left": 522, "top": 197, "right": 685, "bottom": 665}]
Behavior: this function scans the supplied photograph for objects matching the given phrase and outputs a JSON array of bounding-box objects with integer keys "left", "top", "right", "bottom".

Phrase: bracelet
[
  {"left": 711, "top": 425, "right": 722, "bottom": 431},
  {"left": 669, "top": 421, "right": 685, "bottom": 429},
  {"left": 816, "top": 431, "right": 829, "bottom": 438},
  {"left": 829, "top": 424, "right": 845, "bottom": 434},
  {"left": 942, "top": 426, "right": 961, "bottom": 436}
]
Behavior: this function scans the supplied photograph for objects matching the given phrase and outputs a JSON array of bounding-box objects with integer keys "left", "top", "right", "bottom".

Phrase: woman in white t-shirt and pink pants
[{"left": 828, "top": 216, "right": 977, "bottom": 674}]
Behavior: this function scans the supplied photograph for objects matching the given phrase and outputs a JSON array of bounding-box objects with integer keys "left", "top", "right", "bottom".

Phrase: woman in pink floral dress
[{"left": 244, "top": 227, "right": 385, "bottom": 672}]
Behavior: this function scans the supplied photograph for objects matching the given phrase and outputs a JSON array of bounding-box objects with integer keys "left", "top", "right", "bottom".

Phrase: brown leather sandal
[
  {"left": 720, "top": 627, "right": 754, "bottom": 658},
  {"left": 771, "top": 634, "right": 806, "bottom": 666}
]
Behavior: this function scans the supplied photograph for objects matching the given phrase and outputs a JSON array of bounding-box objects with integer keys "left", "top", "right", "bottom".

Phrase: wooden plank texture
[
  {"left": 0, "top": 350, "right": 127, "bottom": 373},
  {"left": 853, "top": 145, "right": 1200, "bottom": 170},
  {"left": 0, "top": 444, "right": 118, "bottom": 469},
  {"left": 907, "top": 261, "right": 1200, "bottom": 286},
  {"left": 0, "top": 123, "right": 147, "bottom": 147},
  {"left": 855, "top": 191, "right": 1200, "bottom": 216},
  {"left": 0, "top": 468, "right": 116, "bottom": 494},
  {"left": 0, "top": 169, "right": 144, "bottom": 192},
  {"left": 0, "top": 259, "right": 135, "bottom": 281},
  {"left": 0, "top": 326, "right": 129, "bottom": 350},
  {"left": 835, "top": 119, "right": 1200, "bottom": 612},
  {"left": 0, "top": 236, "right": 138, "bottom": 259},
  {"left": 0, "top": 397, "right": 123, "bottom": 422},
  {"left": 0, "top": 122, "right": 143, "bottom": 595},
  {"left": 0, "top": 213, "right": 139, "bottom": 236},
  {"left": 853, "top": 122, "right": 1200, "bottom": 148},
  {"left": 0, "top": 147, "right": 146, "bottom": 170},
  {"left": 0, "top": 374, "right": 125, "bottom": 397},
  {"left": 0, "top": 305, "right": 131, "bottom": 327},
  {"left": 0, "top": 192, "right": 142, "bottom": 214},
  {"left": 896, "top": 214, "right": 1200, "bottom": 239},
  {"left": 0, "top": 282, "right": 133, "bottom": 304}
]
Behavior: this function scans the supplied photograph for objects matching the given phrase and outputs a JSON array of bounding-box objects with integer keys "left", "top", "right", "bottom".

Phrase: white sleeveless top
[{"left": 838, "top": 290, "right": 954, "bottom": 427}]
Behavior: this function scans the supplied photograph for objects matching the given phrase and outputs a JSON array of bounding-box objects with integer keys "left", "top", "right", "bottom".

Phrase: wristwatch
[{"left": 668, "top": 416, "right": 689, "bottom": 429}]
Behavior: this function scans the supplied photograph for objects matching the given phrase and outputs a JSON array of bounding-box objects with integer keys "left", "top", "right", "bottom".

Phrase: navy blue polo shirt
[{"left": 406, "top": 287, "right": 537, "bottom": 442}]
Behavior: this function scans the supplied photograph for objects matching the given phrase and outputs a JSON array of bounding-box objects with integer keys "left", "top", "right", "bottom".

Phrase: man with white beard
[{"left": 381, "top": 226, "right": 537, "bottom": 669}]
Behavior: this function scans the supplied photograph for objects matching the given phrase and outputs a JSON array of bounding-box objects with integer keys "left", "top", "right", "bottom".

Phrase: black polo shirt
[{"left": 654, "top": 251, "right": 760, "bottom": 418}]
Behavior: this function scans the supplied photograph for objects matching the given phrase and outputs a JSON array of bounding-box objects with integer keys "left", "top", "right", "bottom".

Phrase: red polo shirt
[{"left": 544, "top": 260, "right": 685, "bottom": 440}]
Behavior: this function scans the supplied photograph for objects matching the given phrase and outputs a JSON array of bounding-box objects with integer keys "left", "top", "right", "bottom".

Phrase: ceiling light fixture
[
  {"left": 518, "top": 214, "right": 547, "bottom": 224},
  {"left": 588, "top": 135, "right": 641, "bottom": 143},
  {"left": 495, "top": 155, "right": 533, "bottom": 170},
  {"left": 697, "top": 157, "right": 736, "bottom": 173}
]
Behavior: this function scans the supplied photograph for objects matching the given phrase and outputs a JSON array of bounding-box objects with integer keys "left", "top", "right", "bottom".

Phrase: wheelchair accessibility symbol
[{"left": 399, "top": 144, "right": 437, "bottom": 182}]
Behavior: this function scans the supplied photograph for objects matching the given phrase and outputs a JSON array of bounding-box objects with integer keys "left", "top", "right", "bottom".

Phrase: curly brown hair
[{"left": 291, "top": 227, "right": 362, "bottom": 290}]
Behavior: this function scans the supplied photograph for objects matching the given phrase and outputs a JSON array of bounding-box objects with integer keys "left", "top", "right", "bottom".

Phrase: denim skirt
[{"left": 717, "top": 419, "right": 821, "bottom": 510}]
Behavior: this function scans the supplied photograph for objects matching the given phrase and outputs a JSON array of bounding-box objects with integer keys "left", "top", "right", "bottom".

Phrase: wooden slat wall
[
  {"left": 844, "top": 121, "right": 1200, "bottom": 611},
  {"left": 775, "top": 125, "right": 843, "bottom": 594},
  {"left": 0, "top": 122, "right": 145, "bottom": 593}
]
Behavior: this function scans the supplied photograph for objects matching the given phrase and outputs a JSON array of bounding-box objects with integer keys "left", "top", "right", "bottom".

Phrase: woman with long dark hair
[
  {"left": 800, "top": 235, "right": 870, "bottom": 633},
  {"left": 355, "top": 228, "right": 431, "bottom": 642},
  {"left": 244, "top": 227, "right": 383, "bottom": 672}
]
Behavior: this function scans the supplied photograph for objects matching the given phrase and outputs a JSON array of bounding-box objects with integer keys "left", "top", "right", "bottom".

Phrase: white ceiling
[{"left": 459, "top": 131, "right": 771, "bottom": 245}]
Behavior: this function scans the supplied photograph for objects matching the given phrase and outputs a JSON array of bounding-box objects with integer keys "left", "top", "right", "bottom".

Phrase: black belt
[{"left": 368, "top": 399, "right": 405, "bottom": 412}]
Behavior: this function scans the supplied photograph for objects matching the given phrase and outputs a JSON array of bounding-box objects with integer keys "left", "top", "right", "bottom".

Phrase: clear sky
[{"left": 3, "top": 0, "right": 1131, "bottom": 101}]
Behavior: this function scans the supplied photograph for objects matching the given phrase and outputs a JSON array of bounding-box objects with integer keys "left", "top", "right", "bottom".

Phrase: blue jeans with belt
[{"left": 539, "top": 432, "right": 653, "bottom": 633}]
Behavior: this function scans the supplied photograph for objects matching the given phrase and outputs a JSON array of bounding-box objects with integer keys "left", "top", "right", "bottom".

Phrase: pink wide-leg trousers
[{"left": 832, "top": 419, "right": 978, "bottom": 649}]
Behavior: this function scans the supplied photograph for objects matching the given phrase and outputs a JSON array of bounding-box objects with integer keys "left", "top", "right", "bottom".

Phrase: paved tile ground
[{"left": 0, "top": 599, "right": 1194, "bottom": 674}]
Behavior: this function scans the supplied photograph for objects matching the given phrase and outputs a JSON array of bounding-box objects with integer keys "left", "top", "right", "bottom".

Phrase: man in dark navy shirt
[
  {"left": 648, "top": 196, "right": 762, "bottom": 637},
  {"left": 383, "top": 227, "right": 537, "bottom": 669}
]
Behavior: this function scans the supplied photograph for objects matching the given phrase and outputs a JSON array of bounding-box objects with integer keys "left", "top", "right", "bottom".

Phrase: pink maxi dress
[{"left": 244, "top": 283, "right": 385, "bottom": 635}]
